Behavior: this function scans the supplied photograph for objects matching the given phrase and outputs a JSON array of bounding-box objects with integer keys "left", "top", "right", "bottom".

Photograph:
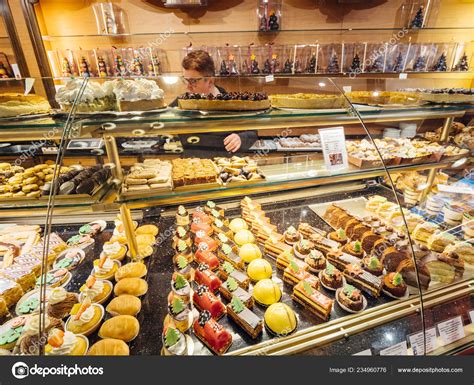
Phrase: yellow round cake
[
  {"left": 264, "top": 303, "right": 297, "bottom": 336},
  {"left": 234, "top": 230, "right": 255, "bottom": 246},
  {"left": 247, "top": 259, "right": 272, "bottom": 281},
  {"left": 252, "top": 279, "right": 281, "bottom": 306},
  {"left": 239, "top": 243, "right": 262, "bottom": 263}
]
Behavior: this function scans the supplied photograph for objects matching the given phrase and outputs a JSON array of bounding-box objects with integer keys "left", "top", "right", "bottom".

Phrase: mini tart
[
  {"left": 361, "top": 256, "right": 384, "bottom": 276},
  {"left": 342, "top": 241, "right": 364, "bottom": 258},
  {"left": 102, "top": 242, "right": 127, "bottom": 261},
  {"left": 304, "top": 250, "right": 326, "bottom": 273},
  {"left": 383, "top": 272, "right": 407, "bottom": 298},
  {"left": 79, "top": 279, "right": 113, "bottom": 305},
  {"left": 293, "top": 239, "right": 313, "bottom": 259},
  {"left": 92, "top": 259, "right": 120, "bottom": 280},
  {"left": 0, "top": 315, "right": 28, "bottom": 350},
  {"left": 45, "top": 334, "right": 89, "bottom": 356},
  {"left": 319, "top": 264, "right": 343, "bottom": 290},
  {"left": 36, "top": 268, "right": 71, "bottom": 288},
  {"left": 65, "top": 304, "right": 104, "bottom": 336},
  {"left": 328, "top": 229, "right": 348, "bottom": 246},
  {"left": 53, "top": 248, "right": 86, "bottom": 271},
  {"left": 336, "top": 285, "right": 364, "bottom": 312},
  {"left": 283, "top": 226, "right": 301, "bottom": 245}
]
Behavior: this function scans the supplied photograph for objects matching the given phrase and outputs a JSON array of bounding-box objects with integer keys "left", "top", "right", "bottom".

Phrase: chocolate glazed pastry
[
  {"left": 396, "top": 259, "right": 431, "bottom": 290},
  {"left": 381, "top": 247, "right": 410, "bottom": 272}
]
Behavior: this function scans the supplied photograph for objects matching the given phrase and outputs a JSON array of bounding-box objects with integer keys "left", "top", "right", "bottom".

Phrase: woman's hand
[{"left": 224, "top": 133, "right": 241, "bottom": 152}]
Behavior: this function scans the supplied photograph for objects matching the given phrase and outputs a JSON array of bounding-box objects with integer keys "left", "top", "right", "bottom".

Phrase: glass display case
[{"left": 0, "top": 73, "right": 472, "bottom": 357}]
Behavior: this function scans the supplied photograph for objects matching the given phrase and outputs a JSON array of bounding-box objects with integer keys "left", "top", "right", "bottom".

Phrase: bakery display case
[{"left": 0, "top": 72, "right": 472, "bottom": 357}]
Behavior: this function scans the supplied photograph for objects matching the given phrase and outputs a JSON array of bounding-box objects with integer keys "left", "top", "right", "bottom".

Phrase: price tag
[
  {"left": 408, "top": 328, "right": 437, "bottom": 355},
  {"left": 265, "top": 74, "right": 274, "bottom": 82},
  {"left": 437, "top": 316, "right": 465, "bottom": 346},
  {"left": 11, "top": 64, "right": 21, "bottom": 79},
  {"left": 319, "top": 126, "right": 348, "bottom": 171},
  {"left": 380, "top": 341, "right": 408, "bottom": 356},
  {"left": 399, "top": 73, "right": 408, "bottom": 79},
  {"left": 468, "top": 310, "right": 474, "bottom": 324},
  {"left": 353, "top": 349, "right": 372, "bottom": 356},
  {"left": 24, "top": 78, "right": 35, "bottom": 95},
  {"left": 437, "top": 184, "right": 473, "bottom": 195},
  {"left": 342, "top": 86, "right": 352, "bottom": 93}
]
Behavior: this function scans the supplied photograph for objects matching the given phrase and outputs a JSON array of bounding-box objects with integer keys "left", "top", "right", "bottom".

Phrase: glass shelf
[{"left": 41, "top": 26, "right": 474, "bottom": 39}]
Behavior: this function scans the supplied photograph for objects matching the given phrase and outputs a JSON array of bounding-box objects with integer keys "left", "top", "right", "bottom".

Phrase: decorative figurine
[
  {"left": 326, "top": 52, "right": 340, "bottom": 73},
  {"left": 294, "top": 59, "right": 303, "bottom": 73},
  {"left": 79, "top": 57, "right": 91, "bottom": 77},
  {"left": 259, "top": 14, "right": 268, "bottom": 32},
  {"left": 132, "top": 55, "right": 144, "bottom": 76},
  {"left": 305, "top": 54, "right": 316, "bottom": 73},
  {"left": 263, "top": 59, "right": 272, "bottom": 74},
  {"left": 114, "top": 55, "right": 127, "bottom": 76},
  {"left": 282, "top": 58, "right": 293, "bottom": 73},
  {"left": 62, "top": 58, "right": 73, "bottom": 77},
  {"left": 367, "top": 54, "right": 384, "bottom": 72},
  {"left": 453, "top": 53, "right": 469, "bottom": 71},
  {"left": 251, "top": 55, "right": 260, "bottom": 74},
  {"left": 432, "top": 52, "right": 447, "bottom": 71},
  {"left": 412, "top": 55, "right": 426, "bottom": 71},
  {"left": 271, "top": 53, "right": 280, "bottom": 73},
  {"left": 219, "top": 60, "right": 229, "bottom": 76},
  {"left": 349, "top": 53, "right": 361, "bottom": 73},
  {"left": 410, "top": 6, "right": 424, "bottom": 29},
  {"left": 241, "top": 59, "right": 250, "bottom": 75},
  {"left": 97, "top": 56, "right": 108, "bottom": 77},
  {"left": 392, "top": 52, "right": 404, "bottom": 72},
  {"left": 229, "top": 55, "right": 238, "bottom": 75},
  {"left": 268, "top": 10, "right": 279, "bottom": 31}
]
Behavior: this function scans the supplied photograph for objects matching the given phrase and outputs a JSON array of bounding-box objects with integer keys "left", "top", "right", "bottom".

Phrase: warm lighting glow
[
  {"left": 163, "top": 76, "right": 179, "bottom": 85},
  {"left": 318, "top": 82, "right": 326, "bottom": 87},
  {"left": 372, "top": 91, "right": 380, "bottom": 97}
]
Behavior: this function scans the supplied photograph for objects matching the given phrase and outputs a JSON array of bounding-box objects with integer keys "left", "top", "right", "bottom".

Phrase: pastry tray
[
  {"left": 52, "top": 106, "right": 169, "bottom": 118},
  {"left": 276, "top": 142, "right": 322, "bottom": 152},
  {"left": 120, "top": 181, "right": 173, "bottom": 198}
]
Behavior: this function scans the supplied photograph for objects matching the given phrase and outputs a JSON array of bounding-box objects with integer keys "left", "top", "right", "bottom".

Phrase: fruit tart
[
  {"left": 45, "top": 328, "right": 89, "bottom": 356},
  {"left": 47, "top": 287, "right": 79, "bottom": 319},
  {"left": 65, "top": 298, "right": 104, "bottom": 336},
  {"left": 101, "top": 241, "right": 127, "bottom": 261},
  {"left": 193, "top": 310, "right": 232, "bottom": 355},
  {"left": 92, "top": 254, "right": 120, "bottom": 280},
  {"left": 79, "top": 276, "right": 113, "bottom": 304},
  {"left": 53, "top": 248, "right": 85, "bottom": 271}
]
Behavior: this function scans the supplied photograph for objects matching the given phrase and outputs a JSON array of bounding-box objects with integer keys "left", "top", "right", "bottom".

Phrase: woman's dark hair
[{"left": 182, "top": 50, "right": 215, "bottom": 76}]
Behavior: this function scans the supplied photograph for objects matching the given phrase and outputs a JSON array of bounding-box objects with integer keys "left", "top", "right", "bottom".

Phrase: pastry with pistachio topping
[
  {"left": 217, "top": 242, "right": 244, "bottom": 269},
  {"left": 361, "top": 256, "right": 384, "bottom": 276},
  {"left": 173, "top": 239, "right": 193, "bottom": 264},
  {"left": 328, "top": 228, "right": 348, "bottom": 246},
  {"left": 174, "top": 254, "right": 194, "bottom": 281},
  {"left": 176, "top": 205, "right": 190, "bottom": 226},
  {"left": 211, "top": 218, "right": 233, "bottom": 238},
  {"left": 173, "top": 226, "right": 192, "bottom": 248},
  {"left": 342, "top": 240, "right": 364, "bottom": 258},
  {"left": 171, "top": 273, "right": 192, "bottom": 304},
  {"left": 205, "top": 200, "right": 224, "bottom": 217},
  {"left": 193, "top": 310, "right": 232, "bottom": 355},
  {"left": 226, "top": 296, "right": 263, "bottom": 339},
  {"left": 219, "top": 277, "right": 254, "bottom": 308},
  {"left": 383, "top": 272, "right": 407, "bottom": 297},
  {"left": 337, "top": 284, "right": 364, "bottom": 312},
  {"left": 218, "top": 261, "right": 250, "bottom": 290}
]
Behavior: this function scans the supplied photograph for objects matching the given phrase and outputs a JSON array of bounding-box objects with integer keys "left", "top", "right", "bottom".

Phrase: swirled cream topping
[
  {"left": 48, "top": 287, "right": 67, "bottom": 305},
  {"left": 102, "top": 242, "right": 122, "bottom": 257},
  {"left": 77, "top": 306, "right": 94, "bottom": 325},
  {"left": 24, "top": 315, "right": 50, "bottom": 336},
  {"left": 83, "top": 280, "right": 104, "bottom": 300},
  {"left": 47, "top": 331, "right": 77, "bottom": 356}
]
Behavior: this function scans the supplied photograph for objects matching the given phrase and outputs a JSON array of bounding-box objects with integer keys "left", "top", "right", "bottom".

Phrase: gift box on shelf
[
  {"left": 257, "top": 0, "right": 282, "bottom": 32},
  {"left": 73, "top": 49, "right": 97, "bottom": 77},
  {"left": 342, "top": 42, "right": 365, "bottom": 75},
  {"left": 216, "top": 45, "right": 241, "bottom": 76},
  {"left": 319, "top": 43, "right": 343, "bottom": 74},
  {"left": 294, "top": 44, "right": 318, "bottom": 74},
  {"left": 385, "top": 43, "right": 410, "bottom": 72},
  {"left": 364, "top": 43, "right": 387, "bottom": 73},
  {"left": 429, "top": 43, "right": 456, "bottom": 72},
  {"left": 405, "top": 43, "right": 436, "bottom": 72},
  {"left": 269, "top": 44, "right": 295, "bottom": 74},
  {"left": 92, "top": 2, "right": 127, "bottom": 35},
  {"left": 93, "top": 49, "right": 114, "bottom": 77},
  {"left": 451, "top": 42, "right": 473, "bottom": 72}
]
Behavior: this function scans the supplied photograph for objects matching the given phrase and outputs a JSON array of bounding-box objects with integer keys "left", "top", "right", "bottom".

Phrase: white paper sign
[
  {"left": 469, "top": 310, "right": 474, "bottom": 324},
  {"left": 399, "top": 73, "right": 408, "bottom": 79},
  {"left": 319, "top": 126, "right": 348, "bottom": 171},
  {"left": 265, "top": 74, "right": 274, "bottom": 82},
  {"left": 353, "top": 349, "right": 372, "bottom": 356},
  {"left": 408, "top": 328, "right": 437, "bottom": 355},
  {"left": 437, "top": 316, "right": 465, "bottom": 346},
  {"left": 24, "top": 78, "right": 35, "bottom": 95},
  {"left": 11, "top": 63, "right": 21, "bottom": 79},
  {"left": 437, "top": 184, "right": 473, "bottom": 195},
  {"left": 380, "top": 341, "right": 408, "bottom": 356},
  {"left": 342, "top": 86, "right": 352, "bottom": 93}
]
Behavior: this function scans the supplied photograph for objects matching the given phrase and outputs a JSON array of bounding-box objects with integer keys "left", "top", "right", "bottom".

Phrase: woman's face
[{"left": 183, "top": 69, "right": 214, "bottom": 94}]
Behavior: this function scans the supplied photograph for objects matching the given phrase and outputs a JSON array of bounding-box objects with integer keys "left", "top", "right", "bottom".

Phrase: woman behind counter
[{"left": 170, "top": 50, "right": 258, "bottom": 156}]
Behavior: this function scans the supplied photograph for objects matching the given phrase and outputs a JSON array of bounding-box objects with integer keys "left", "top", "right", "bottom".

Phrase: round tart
[
  {"left": 79, "top": 220, "right": 106, "bottom": 236},
  {"left": 336, "top": 285, "right": 366, "bottom": 313},
  {"left": 161, "top": 325, "right": 191, "bottom": 356},
  {"left": 45, "top": 329, "right": 89, "bottom": 356},
  {"left": 92, "top": 256, "right": 120, "bottom": 280},
  {"left": 293, "top": 239, "right": 313, "bottom": 259},
  {"left": 264, "top": 303, "right": 297, "bottom": 337},
  {"left": 79, "top": 276, "right": 113, "bottom": 305},
  {"left": 176, "top": 205, "right": 190, "bottom": 226},
  {"left": 252, "top": 279, "right": 281, "bottom": 307},
  {"left": 101, "top": 241, "right": 127, "bottom": 261},
  {"left": 53, "top": 248, "right": 85, "bottom": 271},
  {"left": 342, "top": 241, "right": 364, "bottom": 258},
  {"left": 284, "top": 226, "right": 301, "bottom": 245},
  {"left": 36, "top": 268, "right": 72, "bottom": 289},
  {"left": 305, "top": 249, "right": 326, "bottom": 273},
  {"left": 328, "top": 228, "right": 348, "bottom": 246},
  {"left": 46, "top": 287, "right": 79, "bottom": 319},
  {"left": 16, "top": 287, "right": 53, "bottom": 316},
  {"left": 0, "top": 315, "right": 29, "bottom": 350},
  {"left": 65, "top": 302, "right": 104, "bottom": 336},
  {"left": 361, "top": 256, "right": 384, "bottom": 276},
  {"left": 319, "top": 263, "right": 343, "bottom": 291}
]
